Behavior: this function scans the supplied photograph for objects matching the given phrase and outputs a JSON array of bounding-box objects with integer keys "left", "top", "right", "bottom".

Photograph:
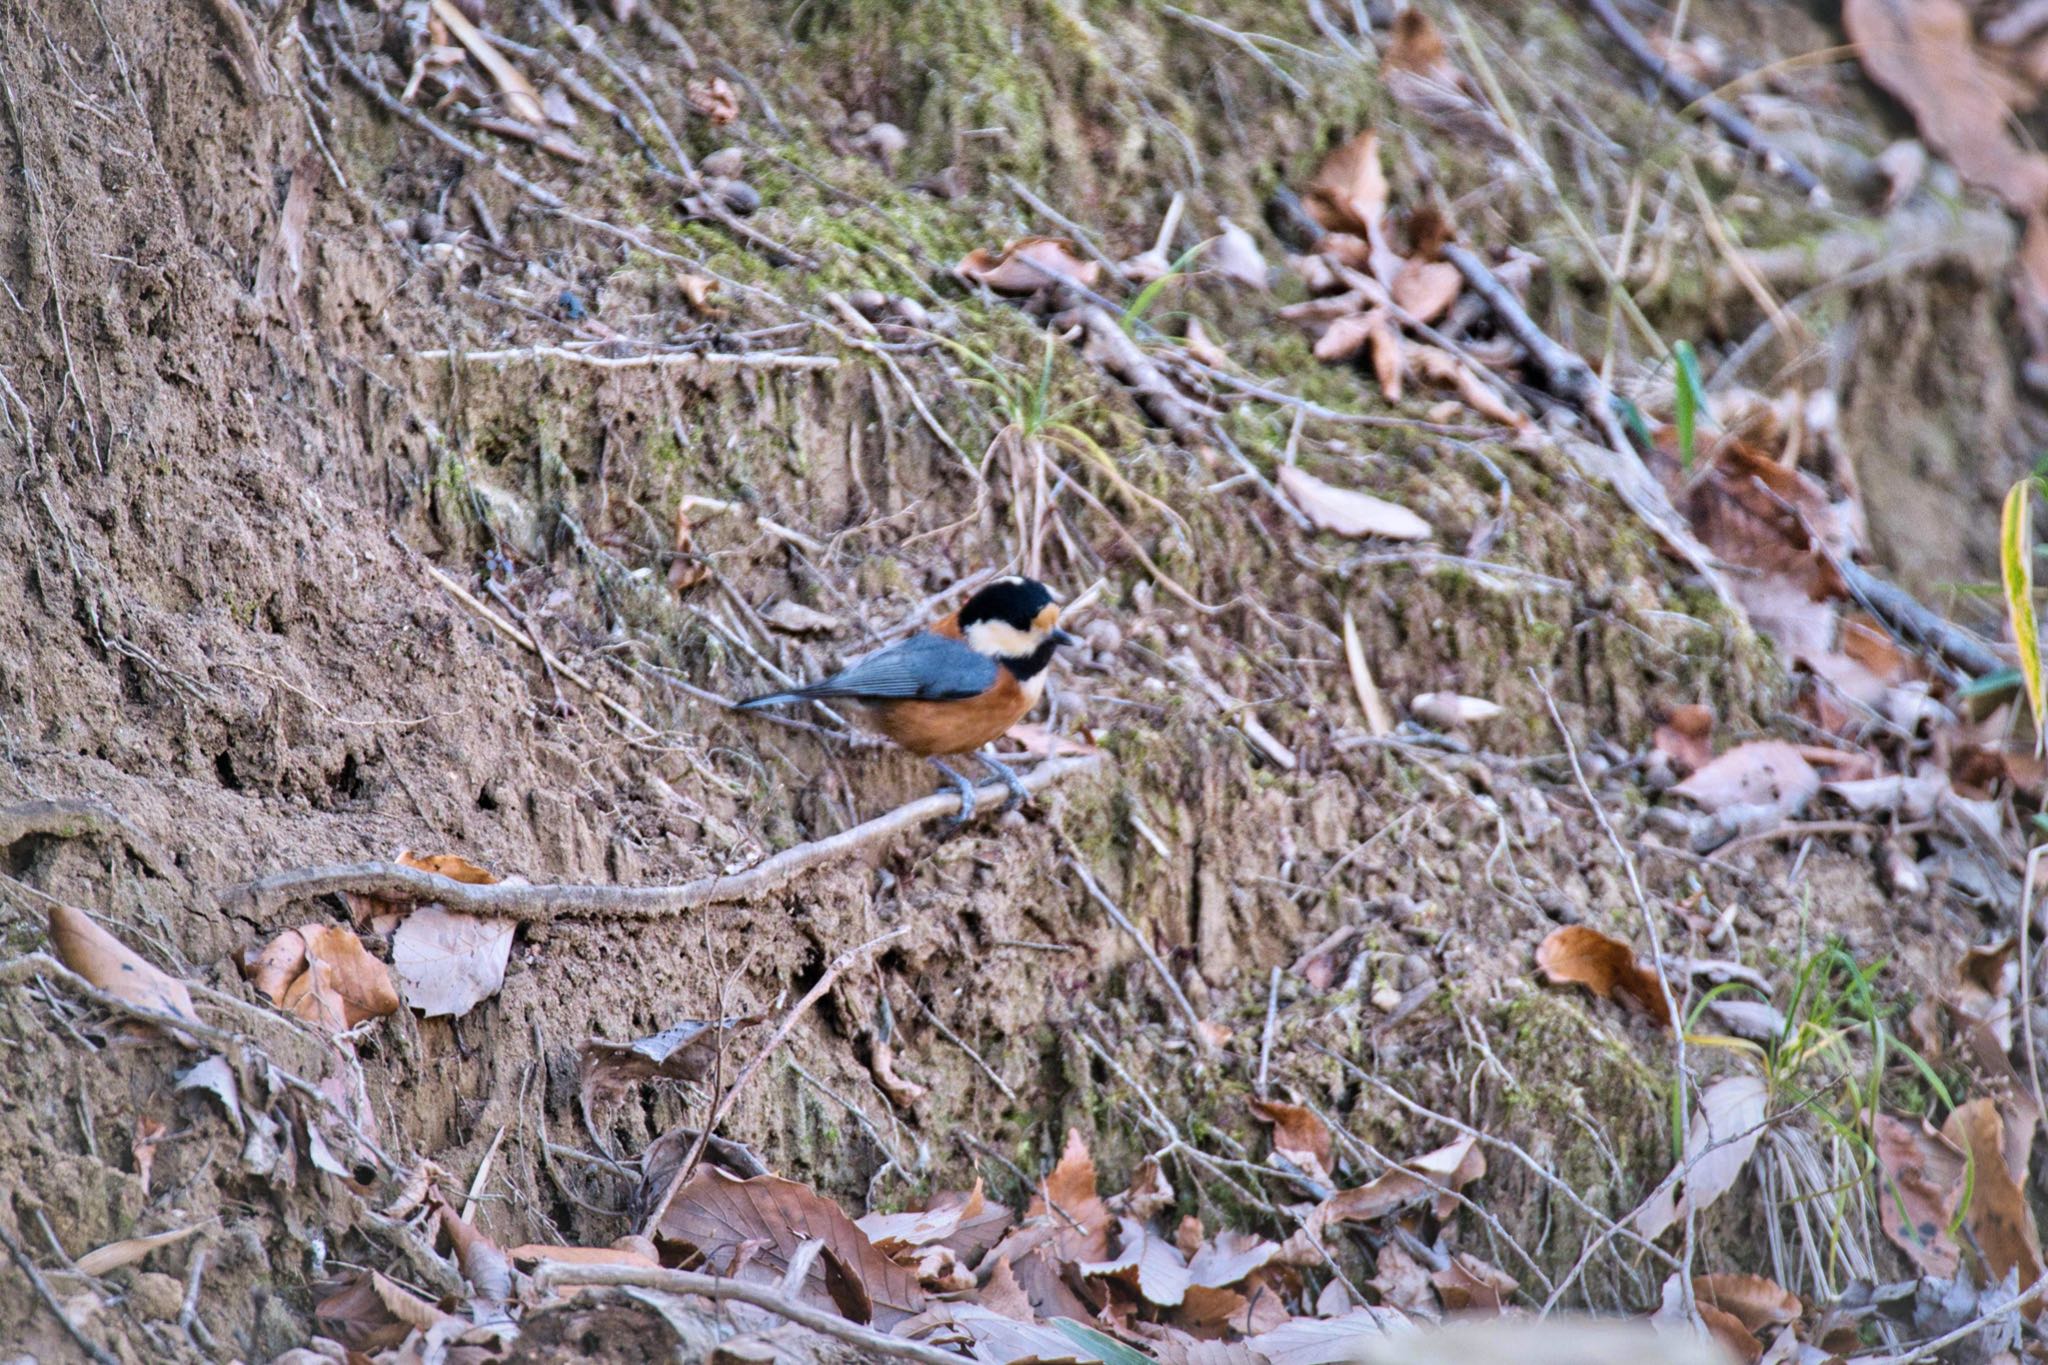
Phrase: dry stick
[
  {"left": 639, "top": 928, "right": 907, "bottom": 1237},
  {"left": 912, "top": 995, "right": 1019, "bottom": 1103},
  {"left": 226, "top": 755, "right": 1106, "bottom": 923},
  {"left": 1537, "top": 680, "right": 1697, "bottom": 1323},
  {"left": 528, "top": 1261, "right": 964, "bottom": 1365},
  {"left": 1864, "top": 1270, "right": 2048, "bottom": 1365},
  {"left": 0, "top": 1218, "right": 119, "bottom": 1365},
  {"left": 410, "top": 346, "right": 839, "bottom": 371},
  {"left": 1837, "top": 561, "right": 2005, "bottom": 681},
  {"left": 999, "top": 175, "right": 1124, "bottom": 282},
  {"left": 1257, "top": 965, "right": 1282, "bottom": 1096},
  {"left": 1579, "top": 0, "right": 1823, "bottom": 199},
  {"left": 1062, "top": 854, "right": 1211, "bottom": 1049}
]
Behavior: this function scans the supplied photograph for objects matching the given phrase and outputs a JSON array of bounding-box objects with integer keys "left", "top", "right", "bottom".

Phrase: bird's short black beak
[{"left": 1049, "top": 628, "right": 1082, "bottom": 648}]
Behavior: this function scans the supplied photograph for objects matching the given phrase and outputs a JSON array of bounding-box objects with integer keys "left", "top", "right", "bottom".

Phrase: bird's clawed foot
[
  {"left": 977, "top": 753, "right": 1032, "bottom": 815},
  {"left": 929, "top": 759, "right": 977, "bottom": 830}
]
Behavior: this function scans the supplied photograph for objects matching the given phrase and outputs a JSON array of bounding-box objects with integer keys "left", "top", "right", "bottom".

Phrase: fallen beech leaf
[
  {"left": 1653, "top": 704, "right": 1716, "bottom": 775},
  {"left": 1536, "top": 925, "right": 1672, "bottom": 1026},
  {"left": 1304, "top": 129, "right": 1389, "bottom": 238},
  {"left": 759, "top": 599, "right": 843, "bottom": 635},
  {"left": 1697, "top": 1300, "right": 1763, "bottom": 1364},
  {"left": 1678, "top": 440, "right": 1847, "bottom": 663},
  {"left": 1635, "top": 1076, "right": 1769, "bottom": 1239},
  {"left": 1029, "top": 1127, "right": 1111, "bottom": 1262},
  {"left": 1078, "top": 1215, "right": 1192, "bottom": 1307},
  {"left": 1845, "top": 0, "right": 2048, "bottom": 214},
  {"left": 860, "top": 1179, "right": 1011, "bottom": 1254},
  {"left": 1872, "top": 1113, "right": 1964, "bottom": 1276},
  {"left": 676, "top": 272, "right": 722, "bottom": 316},
  {"left": 1670, "top": 741, "right": 1821, "bottom": 820},
  {"left": 1250, "top": 1099, "right": 1333, "bottom": 1184},
  {"left": 1430, "top": 1252, "right": 1516, "bottom": 1312},
  {"left": 1187, "top": 1230, "right": 1280, "bottom": 1290},
  {"left": 974, "top": 1255, "right": 1035, "bottom": 1320},
  {"left": 659, "top": 1166, "right": 925, "bottom": 1327},
  {"left": 176, "top": 1054, "right": 243, "bottom": 1133},
  {"left": 74, "top": 1222, "right": 209, "bottom": 1276},
  {"left": 315, "top": 1271, "right": 413, "bottom": 1351},
  {"left": 957, "top": 236, "right": 1101, "bottom": 295},
  {"left": 670, "top": 502, "right": 710, "bottom": 593},
  {"left": 1409, "top": 692, "right": 1503, "bottom": 728},
  {"left": 1391, "top": 259, "right": 1460, "bottom": 323},
  {"left": 1002, "top": 722, "right": 1101, "bottom": 758},
  {"left": 1320, "top": 1134, "right": 1485, "bottom": 1226},
  {"left": 1694, "top": 1273, "right": 1802, "bottom": 1334},
  {"left": 1384, "top": 8, "right": 1512, "bottom": 151},
  {"left": 1411, "top": 345, "right": 1525, "bottom": 427},
  {"left": 1195, "top": 1018, "right": 1235, "bottom": 1050},
  {"left": 396, "top": 849, "right": 500, "bottom": 884},
  {"left": 1113, "top": 1157, "right": 1175, "bottom": 1219},
  {"left": 1313, "top": 313, "right": 1376, "bottom": 363},
  {"left": 685, "top": 76, "right": 740, "bottom": 124},
  {"left": 372, "top": 1270, "right": 457, "bottom": 1333},
  {"left": 1184, "top": 317, "right": 1229, "bottom": 369},
  {"left": 1207, "top": 218, "right": 1269, "bottom": 289},
  {"left": 1368, "top": 1241, "right": 1439, "bottom": 1319},
  {"left": 134, "top": 1117, "right": 165, "bottom": 1195},
  {"left": 49, "top": 903, "right": 199, "bottom": 1038},
  {"left": 1278, "top": 464, "right": 1432, "bottom": 541},
  {"left": 1943, "top": 1098, "right": 2044, "bottom": 1289},
  {"left": 390, "top": 905, "right": 514, "bottom": 1019},
  {"left": 1364, "top": 309, "right": 1402, "bottom": 400},
  {"left": 579, "top": 1015, "right": 762, "bottom": 1104},
  {"left": 244, "top": 925, "right": 399, "bottom": 1033},
  {"left": 1952, "top": 938, "right": 2019, "bottom": 1051}
]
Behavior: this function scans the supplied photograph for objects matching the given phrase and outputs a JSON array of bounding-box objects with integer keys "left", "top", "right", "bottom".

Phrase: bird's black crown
[{"left": 958, "top": 576, "right": 1057, "bottom": 632}]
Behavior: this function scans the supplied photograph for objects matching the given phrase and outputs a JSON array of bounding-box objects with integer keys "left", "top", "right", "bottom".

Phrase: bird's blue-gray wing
[{"left": 740, "top": 632, "right": 997, "bottom": 707}]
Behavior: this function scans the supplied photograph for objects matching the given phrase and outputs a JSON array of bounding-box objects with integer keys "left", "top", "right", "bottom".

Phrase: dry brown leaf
[
  {"left": 1248, "top": 1307, "right": 1413, "bottom": 1365},
  {"left": 1079, "top": 1216, "right": 1192, "bottom": 1307},
  {"left": 396, "top": 849, "right": 500, "bottom": 884},
  {"left": 1114, "top": 1157, "right": 1176, "bottom": 1219},
  {"left": 669, "top": 502, "right": 710, "bottom": 593},
  {"left": 1278, "top": 464, "right": 1431, "bottom": 541},
  {"left": 759, "top": 599, "right": 842, "bottom": 636},
  {"left": 1669, "top": 740, "right": 1822, "bottom": 822},
  {"left": 243, "top": 925, "right": 399, "bottom": 1033},
  {"left": 578, "top": 1015, "right": 762, "bottom": 1104},
  {"left": 1698, "top": 1301, "right": 1764, "bottom": 1365},
  {"left": 657, "top": 1166, "right": 926, "bottom": 1327},
  {"left": 1411, "top": 345, "right": 1525, "bottom": 427},
  {"left": 1695, "top": 1273, "right": 1802, "bottom": 1334},
  {"left": 1536, "top": 925, "right": 1673, "bottom": 1027},
  {"left": 390, "top": 905, "right": 514, "bottom": 1019},
  {"left": 429, "top": 0, "right": 545, "bottom": 125},
  {"left": 1635, "top": 1076, "right": 1769, "bottom": 1239},
  {"left": 1391, "top": 259, "right": 1460, "bottom": 324},
  {"left": 1367, "top": 1242, "right": 1439, "bottom": 1318},
  {"left": 1208, "top": 218, "right": 1269, "bottom": 289},
  {"left": 975, "top": 1255, "right": 1036, "bottom": 1321},
  {"left": 314, "top": 1271, "right": 412, "bottom": 1352},
  {"left": 73, "top": 1222, "right": 208, "bottom": 1277},
  {"left": 685, "top": 76, "right": 740, "bottom": 124},
  {"left": 1943, "top": 1099, "right": 2045, "bottom": 1291},
  {"left": 1952, "top": 938, "right": 2020, "bottom": 1052},
  {"left": 1677, "top": 440, "right": 1847, "bottom": 662},
  {"left": 1320, "top": 1134, "right": 1485, "bottom": 1226},
  {"left": 676, "top": 272, "right": 722, "bottom": 316},
  {"left": 134, "top": 1117, "right": 165, "bottom": 1195},
  {"left": 435, "top": 1193, "right": 513, "bottom": 1303},
  {"left": 956, "top": 236, "right": 1102, "bottom": 295},
  {"left": 1430, "top": 1252, "right": 1516, "bottom": 1313},
  {"left": 371, "top": 1271, "right": 456, "bottom": 1333},
  {"left": 1184, "top": 318, "right": 1230, "bottom": 369},
  {"left": 1845, "top": 0, "right": 2048, "bottom": 214},
  {"left": 49, "top": 903, "right": 199, "bottom": 1038},
  {"left": 1653, "top": 704, "right": 1716, "bottom": 776},
  {"left": 1313, "top": 313, "right": 1376, "bottom": 364},
  {"left": 861, "top": 1179, "right": 1012, "bottom": 1258},
  {"left": 1027, "top": 1127, "right": 1112, "bottom": 1262},
  {"left": 1182, "top": 1231, "right": 1280, "bottom": 1295},
  {"left": 1872, "top": 1113, "right": 1964, "bottom": 1277},
  {"left": 1249, "top": 1099, "right": 1333, "bottom": 1184},
  {"left": 1364, "top": 309, "right": 1402, "bottom": 400},
  {"left": 1303, "top": 129, "right": 1388, "bottom": 239},
  {"left": 1383, "top": 9, "right": 1512, "bottom": 151}
]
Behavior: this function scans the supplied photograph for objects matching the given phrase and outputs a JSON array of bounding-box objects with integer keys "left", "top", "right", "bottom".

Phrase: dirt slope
[{"left": 0, "top": 0, "right": 2038, "bottom": 1357}]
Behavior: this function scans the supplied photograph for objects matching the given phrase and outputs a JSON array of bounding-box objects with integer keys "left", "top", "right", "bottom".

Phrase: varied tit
[{"left": 734, "top": 576, "right": 1080, "bottom": 822}]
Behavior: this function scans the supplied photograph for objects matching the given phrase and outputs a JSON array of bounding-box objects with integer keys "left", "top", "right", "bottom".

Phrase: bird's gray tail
[{"left": 732, "top": 689, "right": 807, "bottom": 710}]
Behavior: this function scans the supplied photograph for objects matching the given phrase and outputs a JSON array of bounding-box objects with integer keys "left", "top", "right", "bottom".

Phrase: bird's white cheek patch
[{"left": 966, "top": 619, "right": 1041, "bottom": 658}]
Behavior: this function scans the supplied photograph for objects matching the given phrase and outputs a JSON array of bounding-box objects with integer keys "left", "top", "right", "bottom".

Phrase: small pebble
[{"left": 700, "top": 146, "right": 745, "bottom": 178}]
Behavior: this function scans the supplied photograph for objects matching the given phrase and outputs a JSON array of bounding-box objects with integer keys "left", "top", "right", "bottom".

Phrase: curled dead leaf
[
  {"left": 579, "top": 1014, "right": 763, "bottom": 1104},
  {"left": 1694, "top": 1273, "right": 1801, "bottom": 1334},
  {"left": 1278, "top": 464, "right": 1432, "bottom": 541},
  {"left": 390, "top": 905, "right": 514, "bottom": 1019},
  {"left": 242, "top": 925, "right": 400, "bottom": 1032},
  {"left": 1535, "top": 925, "right": 1672, "bottom": 1027},
  {"left": 1430, "top": 1252, "right": 1516, "bottom": 1313},
  {"left": 956, "top": 236, "right": 1101, "bottom": 295},
  {"left": 1669, "top": 740, "right": 1821, "bottom": 822},
  {"left": 1250, "top": 1098, "right": 1334, "bottom": 1184},
  {"left": 1304, "top": 129, "right": 1388, "bottom": 239},
  {"left": 1319, "top": 1134, "right": 1485, "bottom": 1227},
  {"left": 1872, "top": 1113, "right": 1964, "bottom": 1277},
  {"left": 1391, "top": 259, "right": 1461, "bottom": 324},
  {"left": 1635, "top": 1076, "right": 1769, "bottom": 1239},
  {"left": 49, "top": 903, "right": 199, "bottom": 1039},
  {"left": 685, "top": 76, "right": 740, "bottom": 124}
]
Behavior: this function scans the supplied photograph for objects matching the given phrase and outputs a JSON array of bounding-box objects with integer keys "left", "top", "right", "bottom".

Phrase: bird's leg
[
  {"left": 976, "top": 752, "right": 1033, "bottom": 814},
  {"left": 928, "top": 758, "right": 976, "bottom": 828}
]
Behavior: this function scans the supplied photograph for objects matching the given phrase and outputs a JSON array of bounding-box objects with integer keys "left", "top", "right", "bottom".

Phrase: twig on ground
[
  {"left": 1838, "top": 561, "right": 2005, "bottom": 680},
  {"left": 1258, "top": 966, "right": 1282, "bottom": 1096},
  {"left": 1865, "top": 1271, "right": 2048, "bottom": 1364},
  {"left": 1059, "top": 847, "right": 1211, "bottom": 1049},
  {"left": 1580, "top": 0, "right": 1824, "bottom": 199},
  {"left": 528, "top": 1261, "right": 964, "bottom": 1364},
  {"left": 178, "top": 1245, "right": 218, "bottom": 1354},
  {"left": 640, "top": 928, "right": 908, "bottom": 1236},
  {"left": 225, "top": 755, "right": 1106, "bottom": 923},
  {"left": 912, "top": 995, "right": 1018, "bottom": 1103},
  {"left": 0, "top": 1218, "right": 120, "bottom": 1365},
  {"left": 409, "top": 345, "right": 838, "bottom": 371},
  {"left": 999, "top": 175, "right": 1124, "bottom": 282}
]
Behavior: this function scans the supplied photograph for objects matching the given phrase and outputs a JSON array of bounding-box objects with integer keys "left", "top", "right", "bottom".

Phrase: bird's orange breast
[{"left": 865, "top": 669, "right": 1036, "bottom": 755}]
